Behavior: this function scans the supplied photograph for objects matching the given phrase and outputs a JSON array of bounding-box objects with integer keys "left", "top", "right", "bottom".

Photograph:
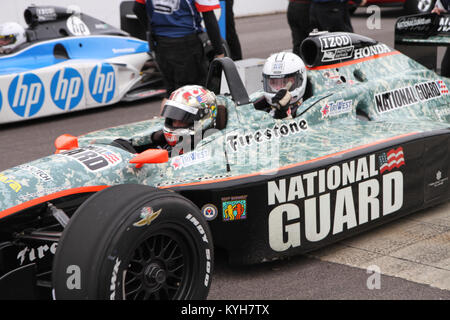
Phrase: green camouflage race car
[{"left": 0, "top": 23, "right": 449, "bottom": 300}]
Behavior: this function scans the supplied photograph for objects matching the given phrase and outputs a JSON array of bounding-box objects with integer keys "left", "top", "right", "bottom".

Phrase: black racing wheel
[{"left": 52, "top": 184, "right": 213, "bottom": 300}]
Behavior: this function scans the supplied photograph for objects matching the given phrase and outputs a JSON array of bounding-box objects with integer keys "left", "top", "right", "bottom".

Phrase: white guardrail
[{"left": 1, "top": 0, "right": 289, "bottom": 29}]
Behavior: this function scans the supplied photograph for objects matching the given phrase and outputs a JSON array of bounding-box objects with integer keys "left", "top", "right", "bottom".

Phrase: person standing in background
[
  {"left": 309, "top": 0, "right": 366, "bottom": 33},
  {"left": 287, "top": 0, "right": 312, "bottom": 57},
  {"left": 432, "top": 0, "right": 449, "bottom": 77},
  {"left": 133, "top": 0, "right": 225, "bottom": 109},
  {"left": 224, "top": 0, "right": 242, "bottom": 60}
]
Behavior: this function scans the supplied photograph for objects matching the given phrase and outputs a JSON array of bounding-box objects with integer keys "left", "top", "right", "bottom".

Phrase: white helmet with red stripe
[
  {"left": 263, "top": 52, "right": 307, "bottom": 106},
  {"left": 161, "top": 85, "right": 218, "bottom": 146}
]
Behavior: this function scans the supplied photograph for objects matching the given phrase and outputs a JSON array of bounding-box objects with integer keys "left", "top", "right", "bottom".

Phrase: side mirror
[
  {"left": 130, "top": 149, "right": 169, "bottom": 168},
  {"left": 55, "top": 134, "right": 79, "bottom": 154}
]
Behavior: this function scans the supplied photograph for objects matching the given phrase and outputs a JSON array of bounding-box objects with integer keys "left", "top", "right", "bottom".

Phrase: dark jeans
[
  {"left": 442, "top": 48, "right": 450, "bottom": 78},
  {"left": 154, "top": 33, "right": 208, "bottom": 98},
  {"left": 310, "top": 1, "right": 353, "bottom": 33},
  {"left": 287, "top": 1, "right": 311, "bottom": 56},
  {"left": 225, "top": 0, "right": 242, "bottom": 60}
]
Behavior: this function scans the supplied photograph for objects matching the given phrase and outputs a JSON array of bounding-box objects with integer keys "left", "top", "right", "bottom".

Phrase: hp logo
[
  {"left": 8, "top": 73, "right": 45, "bottom": 118},
  {"left": 89, "top": 63, "right": 115, "bottom": 103},
  {"left": 51, "top": 68, "right": 84, "bottom": 111}
]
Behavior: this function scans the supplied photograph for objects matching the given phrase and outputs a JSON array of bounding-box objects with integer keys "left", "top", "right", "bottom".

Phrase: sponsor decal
[
  {"left": 17, "top": 243, "right": 58, "bottom": 265},
  {"left": 438, "top": 16, "right": 450, "bottom": 33},
  {"left": 201, "top": 204, "right": 218, "bottom": 221},
  {"left": 319, "top": 34, "right": 354, "bottom": 62},
  {"left": 50, "top": 68, "right": 84, "bottom": 111},
  {"left": 375, "top": 80, "right": 448, "bottom": 114},
  {"left": 35, "top": 7, "right": 57, "bottom": 21},
  {"left": 429, "top": 170, "right": 448, "bottom": 188},
  {"left": 322, "top": 71, "right": 355, "bottom": 86},
  {"left": 435, "top": 107, "right": 450, "bottom": 119},
  {"left": 18, "top": 164, "right": 53, "bottom": 182},
  {"left": 321, "top": 100, "right": 353, "bottom": 118},
  {"left": 323, "top": 71, "right": 343, "bottom": 83},
  {"left": 267, "top": 150, "right": 404, "bottom": 252},
  {"left": 0, "top": 173, "right": 22, "bottom": 192},
  {"left": 0, "top": 89, "right": 2, "bottom": 112},
  {"left": 226, "top": 119, "right": 308, "bottom": 152},
  {"left": 95, "top": 23, "right": 109, "bottom": 30},
  {"left": 112, "top": 48, "right": 136, "bottom": 54},
  {"left": 153, "top": 0, "right": 181, "bottom": 14},
  {"left": 89, "top": 63, "right": 116, "bottom": 104},
  {"left": 272, "top": 61, "right": 285, "bottom": 74},
  {"left": 59, "top": 146, "right": 122, "bottom": 171},
  {"left": 222, "top": 195, "right": 247, "bottom": 221},
  {"left": 171, "top": 149, "right": 210, "bottom": 170},
  {"left": 8, "top": 73, "right": 45, "bottom": 118},
  {"left": 66, "top": 15, "right": 90, "bottom": 36},
  {"left": 133, "top": 207, "right": 162, "bottom": 227},
  {"left": 110, "top": 257, "right": 121, "bottom": 300},
  {"left": 378, "top": 147, "right": 405, "bottom": 174},
  {"left": 396, "top": 17, "right": 433, "bottom": 30},
  {"left": 353, "top": 44, "right": 392, "bottom": 60},
  {"left": 18, "top": 187, "right": 66, "bottom": 201}
]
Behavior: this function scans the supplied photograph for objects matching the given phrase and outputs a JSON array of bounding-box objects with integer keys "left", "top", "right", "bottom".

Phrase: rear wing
[{"left": 394, "top": 13, "right": 450, "bottom": 72}]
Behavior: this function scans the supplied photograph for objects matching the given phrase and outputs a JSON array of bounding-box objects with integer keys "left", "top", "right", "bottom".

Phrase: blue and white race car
[{"left": 0, "top": 5, "right": 166, "bottom": 125}]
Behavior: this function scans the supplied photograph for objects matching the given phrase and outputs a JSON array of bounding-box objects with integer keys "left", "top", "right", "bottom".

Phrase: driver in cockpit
[
  {"left": 0, "top": 22, "right": 26, "bottom": 54},
  {"left": 145, "top": 84, "right": 221, "bottom": 156},
  {"left": 112, "top": 84, "right": 227, "bottom": 157}
]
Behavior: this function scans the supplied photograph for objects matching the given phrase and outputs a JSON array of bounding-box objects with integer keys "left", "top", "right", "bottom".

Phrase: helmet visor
[
  {"left": 0, "top": 34, "right": 16, "bottom": 47},
  {"left": 263, "top": 71, "right": 303, "bottom": 94},
  {"left": 161, "top": 100, "right": 198, "bottom": 124}
]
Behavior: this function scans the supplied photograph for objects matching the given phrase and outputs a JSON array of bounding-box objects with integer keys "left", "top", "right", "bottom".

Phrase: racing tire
[
  {"left": 52, "top": 184, "right": 213, "bottom": 300},
  {"left": 404, "top": 0, "right": 436, "bottom": 14}
]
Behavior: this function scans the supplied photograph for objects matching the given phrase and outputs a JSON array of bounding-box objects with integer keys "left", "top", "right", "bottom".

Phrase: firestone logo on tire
[
  {"left": 89, "top": 63, "right": 116, "bottom": 104},
  {"left": 8, "top": 73, "right": 45, "bottom": 118}
]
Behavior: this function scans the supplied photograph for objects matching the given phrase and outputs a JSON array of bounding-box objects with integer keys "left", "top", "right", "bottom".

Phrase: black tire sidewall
[
  {"left": 96, "top": 197, "right": 213, "bottom": 300},
  {"left": 52, "top": 185, "right": 213, "bottom": 300}
]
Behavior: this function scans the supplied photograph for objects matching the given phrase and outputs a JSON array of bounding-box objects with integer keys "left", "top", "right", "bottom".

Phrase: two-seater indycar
[
  {"left": 0, "top": 5, "right": 167, "bottom": 125},
  {"left": 1, "top": 25, "right": 450, "bottom": 299}
]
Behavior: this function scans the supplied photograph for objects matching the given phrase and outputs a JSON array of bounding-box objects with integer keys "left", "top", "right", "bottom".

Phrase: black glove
[{"left": 271, "top": 89, "right": 291, "bottom": 109}]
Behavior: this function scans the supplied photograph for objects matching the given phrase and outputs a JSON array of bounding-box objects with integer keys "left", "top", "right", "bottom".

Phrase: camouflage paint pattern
[
  {"left": 1, "top": 46, "right": 450, "bottom": 216},
  {"left": 397, "top": 36, "right": 450, "bottom": 45}
]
